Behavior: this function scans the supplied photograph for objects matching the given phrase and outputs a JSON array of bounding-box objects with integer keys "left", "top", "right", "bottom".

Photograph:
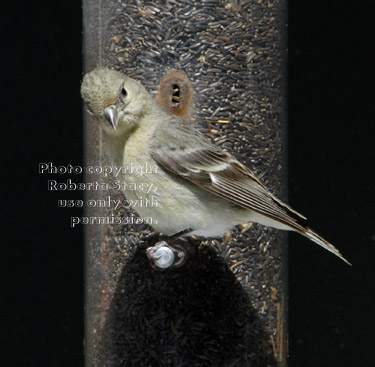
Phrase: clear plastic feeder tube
[{"left": 83, "top": 0, "right": 288, "bottom": 366}]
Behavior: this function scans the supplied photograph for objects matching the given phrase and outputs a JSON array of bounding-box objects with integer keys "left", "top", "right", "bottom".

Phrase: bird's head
[{"left": 81, "top": 67, "right": 153, "bottom": 136}]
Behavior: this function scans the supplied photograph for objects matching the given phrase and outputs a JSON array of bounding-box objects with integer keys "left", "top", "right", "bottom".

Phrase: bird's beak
[{"left": 104, "top": 106, "right": 119, "bottom": 131}]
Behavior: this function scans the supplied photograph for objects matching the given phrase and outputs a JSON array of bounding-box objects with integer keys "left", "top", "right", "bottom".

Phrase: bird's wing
[
  {"left": 151, "top": 141, "right": 307, "bottom": 230},
  {"left": 151, "top": 141, "right": 351, "bottom": 265},
  {"left": 150, "top": 116, "right": 350, "bottom": 265}
]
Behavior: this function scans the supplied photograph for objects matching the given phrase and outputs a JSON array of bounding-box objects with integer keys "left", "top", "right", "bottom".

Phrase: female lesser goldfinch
[{"left": 81, "top": 67, "right": 350, "bottom": 265}]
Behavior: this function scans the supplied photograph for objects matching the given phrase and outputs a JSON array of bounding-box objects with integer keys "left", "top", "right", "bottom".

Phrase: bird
[{"left": 81, "top": 67, "right": 350, "bottom": 265}]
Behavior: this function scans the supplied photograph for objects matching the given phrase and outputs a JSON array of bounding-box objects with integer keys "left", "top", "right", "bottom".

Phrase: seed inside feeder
[{"left": 85, "top": 0, "right": 287, "bottom": 364}]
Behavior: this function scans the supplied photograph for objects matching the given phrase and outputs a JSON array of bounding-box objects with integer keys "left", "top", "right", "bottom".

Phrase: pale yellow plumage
[{"left": 81, "top": 67, "right": 350, "bottom": 265}]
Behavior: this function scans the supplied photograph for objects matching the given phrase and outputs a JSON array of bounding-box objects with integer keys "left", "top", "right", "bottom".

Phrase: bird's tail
[
  {"left": 247, "top": 210, "right": 351, "bottom": 265},
  {"left": 300, "top": 227, "right": 351, "bottom": 266}
]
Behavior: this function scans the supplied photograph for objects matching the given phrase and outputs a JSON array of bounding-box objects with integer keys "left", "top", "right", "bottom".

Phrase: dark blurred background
[
  {"left": 288, "top": 1, "right": 374, "bottom": 366},
  {"left": 1, "top": 0, "right": 374, "bottom": 366}
]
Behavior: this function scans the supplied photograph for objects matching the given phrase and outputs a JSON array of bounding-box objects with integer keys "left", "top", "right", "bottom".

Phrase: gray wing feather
[
  {"left": 151, "top": 134, "right": 307, "bottom": 231},
  {"left": 150, "top": 119, "right": 350, "bottom": 265}
]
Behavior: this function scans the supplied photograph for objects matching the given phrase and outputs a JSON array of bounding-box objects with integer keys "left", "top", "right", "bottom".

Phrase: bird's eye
[{"left": 121, "top": 86, "right": 127, "bottom": 97}]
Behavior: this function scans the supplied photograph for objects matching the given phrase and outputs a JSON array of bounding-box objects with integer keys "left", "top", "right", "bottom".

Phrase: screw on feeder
[
  {"left": 150, "top": 244, "right": 174, "bottom": 269},
  {"left": 146, "top": 241, "right": 187, "bottom": 270}
]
